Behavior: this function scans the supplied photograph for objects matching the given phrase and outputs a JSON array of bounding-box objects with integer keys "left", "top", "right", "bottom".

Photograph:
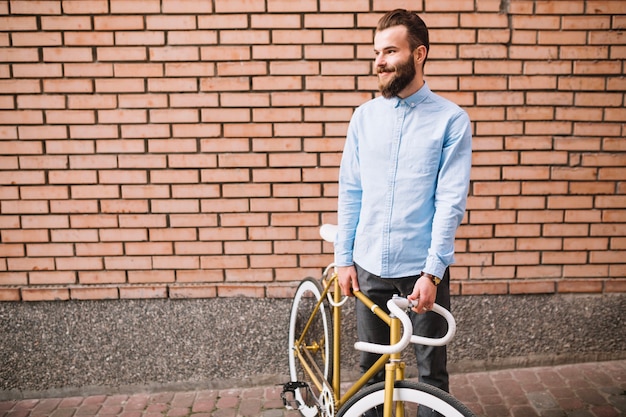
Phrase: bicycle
[{"left": 282, "top": 224, "right": 475, "bottom": 417}]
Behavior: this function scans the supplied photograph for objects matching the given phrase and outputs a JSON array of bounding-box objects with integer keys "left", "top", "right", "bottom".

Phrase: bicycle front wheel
[
  {"left": 337, "top": 380, "right": 475, "bottom": 417},
  {"left": 288, "top": 278, "right": 333, "bottom": 403}
]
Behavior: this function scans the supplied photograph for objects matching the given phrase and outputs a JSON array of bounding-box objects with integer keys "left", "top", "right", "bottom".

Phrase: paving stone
[{"left": 0, "top": 360, "right": 624, "bottom": 417}]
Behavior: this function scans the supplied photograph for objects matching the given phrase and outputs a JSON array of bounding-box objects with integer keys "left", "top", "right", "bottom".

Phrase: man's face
[{"left": 374, "top": 25, "right": 419, "bottom": 98}]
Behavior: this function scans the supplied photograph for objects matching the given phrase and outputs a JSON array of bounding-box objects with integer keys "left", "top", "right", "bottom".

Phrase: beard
[{"left": 377, "top": 52, "right": 416, "bottom": 99}]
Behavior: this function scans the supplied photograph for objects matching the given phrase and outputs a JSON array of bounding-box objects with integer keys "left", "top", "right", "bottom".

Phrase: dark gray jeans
[{"left": 355, "top": 264, "right": 451, "bottom": 416}]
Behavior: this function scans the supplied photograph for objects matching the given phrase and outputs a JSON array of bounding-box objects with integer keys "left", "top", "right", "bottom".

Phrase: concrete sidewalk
[{"left": 1, "top": 360, "right": 624, "bottom": 417}]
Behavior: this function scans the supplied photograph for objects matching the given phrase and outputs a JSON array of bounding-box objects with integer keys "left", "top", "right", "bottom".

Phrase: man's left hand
[{"left": 407, "top": 275, "right": 437, "bottom": 314}]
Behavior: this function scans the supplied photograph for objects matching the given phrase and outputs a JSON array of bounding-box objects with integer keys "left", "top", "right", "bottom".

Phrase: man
[{"left": 335, "top": 9, "right": 472, "bottom": 417}]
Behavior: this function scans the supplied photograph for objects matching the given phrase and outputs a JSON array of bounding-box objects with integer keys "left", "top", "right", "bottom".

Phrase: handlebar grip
[
  {"left": 410, "top": 303, "right": 456, "bottom": 347},
  {"left": 354, "top": 298, "right": 457, "bottom": 354}
]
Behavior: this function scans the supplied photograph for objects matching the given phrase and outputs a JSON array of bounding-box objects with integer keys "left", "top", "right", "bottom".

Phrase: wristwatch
[{"left": 421, "top": 272, "right": 441, "bottom": 286}]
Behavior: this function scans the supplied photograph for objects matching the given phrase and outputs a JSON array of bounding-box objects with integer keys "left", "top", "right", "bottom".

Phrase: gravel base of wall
[{"left": 1, "top": 293, "right": 624, "bottom": 400}]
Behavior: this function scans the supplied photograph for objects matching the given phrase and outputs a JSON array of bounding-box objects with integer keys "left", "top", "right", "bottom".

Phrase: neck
[{"left": 397, "top": 78, "right": 424, "bottom": 99}]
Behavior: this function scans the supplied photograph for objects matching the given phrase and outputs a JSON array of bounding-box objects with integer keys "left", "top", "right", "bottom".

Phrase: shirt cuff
[
  {"left": 424, "top": 255, "right": 446, "bottom": 279},
  {"left": 334, "top": 247, "right": 353, "bottom": 267}
]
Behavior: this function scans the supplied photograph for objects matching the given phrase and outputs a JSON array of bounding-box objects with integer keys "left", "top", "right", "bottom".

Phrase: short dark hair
[{"left": 376, "top": 9, "right": 429, "bottom": 59}]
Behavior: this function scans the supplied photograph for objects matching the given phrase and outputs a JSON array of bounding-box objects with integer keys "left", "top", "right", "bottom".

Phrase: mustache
[{"left": 377, "top": 65, "right": 395, "bottom": 74}]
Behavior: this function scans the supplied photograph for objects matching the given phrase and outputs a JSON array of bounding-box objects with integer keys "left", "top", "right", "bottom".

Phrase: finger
[
  {"left": 411, "top": 300, "right": 432, "bottom": 314},
  {"left": 352, "top": 276, "right": 360, "bottom": 292},
  {"left": 340, "top": 279, "right": 354, "bottom": 297},
  {"left": 407, "top": 284, "right": 420, "bottom": 301},
  {"left": 340, "top": 284, "right": 352, "bottom": 297}
]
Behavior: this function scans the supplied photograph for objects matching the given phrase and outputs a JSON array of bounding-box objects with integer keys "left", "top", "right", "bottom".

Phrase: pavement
[{"left": 1, "top": 360, "right": 624, "bottom": 417}]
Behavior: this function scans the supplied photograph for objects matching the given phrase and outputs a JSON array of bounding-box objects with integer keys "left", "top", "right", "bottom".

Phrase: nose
[{"left": 375, "top": 54, "right": 385, "bottom": 68}]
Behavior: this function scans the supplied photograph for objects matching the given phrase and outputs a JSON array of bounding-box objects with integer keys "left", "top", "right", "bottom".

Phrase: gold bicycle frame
[{"left": 293, "top": 271, "right": 408, "bottom": 417}]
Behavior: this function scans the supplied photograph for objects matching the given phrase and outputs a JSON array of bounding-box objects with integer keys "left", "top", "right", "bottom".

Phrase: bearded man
[{"left": 335, "top": 9, "right": 473, "bottom": 417}]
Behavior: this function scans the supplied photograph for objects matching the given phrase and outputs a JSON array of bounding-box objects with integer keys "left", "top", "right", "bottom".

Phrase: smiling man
[{"left": 335, "top": 9, "right": 473, "bottom": 417}]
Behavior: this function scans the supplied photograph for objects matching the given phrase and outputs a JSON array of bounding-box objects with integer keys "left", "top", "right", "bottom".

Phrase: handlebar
[
  {"left": 318, "top": 224, "right": 457, "bottom": 353},
  {"left": 354, "top": 296, "right": 457, "bottom": 354}
]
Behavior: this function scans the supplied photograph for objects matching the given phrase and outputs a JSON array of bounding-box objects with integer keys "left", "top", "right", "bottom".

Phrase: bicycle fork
[{"left": 384, "top": 313, "right": 405, "bottom": 417}]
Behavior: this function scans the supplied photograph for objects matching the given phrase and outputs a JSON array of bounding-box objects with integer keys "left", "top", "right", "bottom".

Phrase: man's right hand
[{"left": 337, "top": 265, "right": 359, "bottom": 296}]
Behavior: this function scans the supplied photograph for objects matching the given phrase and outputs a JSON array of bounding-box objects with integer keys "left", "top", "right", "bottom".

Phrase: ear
[{"left": 414, "top": 45, "right": 427, "bottom": 65}]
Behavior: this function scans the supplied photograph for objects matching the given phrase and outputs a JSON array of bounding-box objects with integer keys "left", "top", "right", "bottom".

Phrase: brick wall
[{"left": 0, "top": 0, "right": 624, "bottom": 302}]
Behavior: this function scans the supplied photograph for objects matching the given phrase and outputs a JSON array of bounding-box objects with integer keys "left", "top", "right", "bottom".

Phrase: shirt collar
[{"left": 390, "top": 81, "right": 431, "bottom": 108}]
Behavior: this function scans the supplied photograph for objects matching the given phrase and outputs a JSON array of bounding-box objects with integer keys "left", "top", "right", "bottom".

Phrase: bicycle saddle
[{"left": 320, "top": 224, "right": 338, "bottom": 244}]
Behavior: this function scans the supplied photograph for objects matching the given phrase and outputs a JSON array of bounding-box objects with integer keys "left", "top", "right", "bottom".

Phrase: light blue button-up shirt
[{"left": 335, "top": 82, "right": 472, "bottom": 279}]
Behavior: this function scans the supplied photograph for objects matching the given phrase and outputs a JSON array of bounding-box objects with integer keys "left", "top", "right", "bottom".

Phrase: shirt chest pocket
[{"left": 400, "top": 139, "right": 441, "bottom": 177}]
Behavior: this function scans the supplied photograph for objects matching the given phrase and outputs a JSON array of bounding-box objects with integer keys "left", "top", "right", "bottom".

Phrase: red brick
[
  {"left": 0, "top": 16, "right": 38, "bottom": 31},
  {"left": 605, "top": 279, "right": 626, "bottom": 293},
  {"left": 62, "top": 1, "right": 109, "bottom": 14},
  {"left": 95, "top": 78, "right": 145, "bottom": 93},
  {"left": 154, "top": 256, "right": 200, "bottom": 273},
  {"left": 0, "top": 288, "right": 23, "bottom": 301},
  {"left": 109, "top": 0, "right": 160, "bottom": 13},
  {"left": 128, "top": 270, "right": 176, "bottom": 283},
  {"left": 517, "top": 265, "right": 563, "bottom": 279},
  {"left": 27, "top": 243, "right": 74, "bottom": 257},
  {"left": 121, "top": 183, "right": 170, "bottom": 198},
  {"left": 14, "top": 64, "right": 63, "bottom": 79},
  {"left": 52, "top": 229, "right": 99, "bottom": 243},
  {"left": 214, "top": 0, "right": 265, "bottom": 13},
  {"left": 71, "top": 287, "right": 119, "bottom": 300},
  {"left": 320, "top": 0, "right": 369, "bottom": 12},
  {"left": 521, "top": 181, "right": 569, "bottom": 195},
  {"left": 266, "top": 284, "right": 297, "bottom": 298},
  {"left": 201, "top": 46, "right": 251, "bottom": 62},
  {"left": 68, "top": 94, "right": 117, "bottom": 109},
  {"left": 469, "top": 238, "right": 515, "bottom": 252},
  {"left": 498, "top": 196, "right": 545, "bottom": 210},
  {"left": 29, "top": 271, "right": 75, "bottom": 285},
  {"left": 125, "top": 242, "right": 172, "bottom": 256},
  {"left": 79, "top": 271, "right": 126, "bottom": 285},
  {"left": 495, "top": 251, "right": 540, "bottom": 266},
  {"left": 102, "top": 200, "right": 150, "bottom": 213},
  {"left": 146, "top": 15, "right": 196, "bottom": 31},
  {"left": 563, "top": 264, "right": 609, "bottom": 278},
  {"left": 0, "top": 249, "right": 34, "bottom": 270},
  {"left": 119, "top": 285, "right": 168, "bottom": 299},
  {"left": 0, "top": 170, "right": 45, "bottom": 185},
  {"left": 217, "top": 284, "right": 265, "bottom": 297},
  {"left": 150, "top": 228, "right": 197, "bottom": 243},
  {"left": 100, "top": 228, "right": 147, "bottom": 242},
  {"left": 558, "top": 280, "right": 603, "bottom": 293},
  {"left": 169, "top": 284, "right": 217, "bottom": 299},
  {"left": 57, "top": 257, "right": 104, "bottom": 271},
  {"left": 461, "top": 282, "right": 509, "bottom": 295},
  {"left": 509, "top": 280, "right": 555, "bottom": 294},
  {"left": 169, "top": 92, "right": 217, "bottom": 107},
  {"left": 473, "top": 181, "right": 520, "bottom": 196},
  {"left": 469, "top": 210, "right": 517, "bottom": 224},
  {"left": 223, "top": 183, "right": 270, "bottom": 198},
  {"left": 564, "top": 210, "right": 602, "bottom": 223},
  {"left": 516, "top": 236, "right": 561, "bottom": 250},
  {"left": 22, "top": 288, "right": 70, "bottom": 301},
  {"left": 70, "top": 185, "right": 118, "bottom": 199},
  {"left": 176, "top": 269, "right": 223, "bottom": 283},
  {"left": 252, "top": 168, "right": 302, "bottom": 183},
  {"left": 0, "top": 48, "right": 39, "bottom": 63},
  {"left": 50, "top": 199, "right": 98, "bottom": 214}
]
